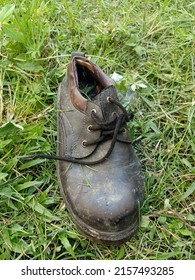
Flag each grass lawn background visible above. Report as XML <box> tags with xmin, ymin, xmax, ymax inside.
<box><xmin>0</xmin><ymin>0</ymin><xmax>194</xmax><ymax>259</ymax></box>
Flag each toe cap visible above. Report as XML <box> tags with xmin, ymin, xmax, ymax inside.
<box><xmin>73</xmin><ymin>176</ymin><xmax>139</xmax><ymax>233</ymax></box>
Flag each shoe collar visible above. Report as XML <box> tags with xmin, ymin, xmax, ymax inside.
<box><xmin>67</xmin><ymin>55</ymin><xmax>114</xmax><ymax>113</ymax></box>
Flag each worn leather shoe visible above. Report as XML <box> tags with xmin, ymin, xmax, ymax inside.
<box><xmin>57</xmin><ymin>53</ymin><xmax>144</xmax><ymax>244</ymax></box>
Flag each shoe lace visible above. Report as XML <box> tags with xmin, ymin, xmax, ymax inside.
<box><xmin>18</xmin><ymin>97</ymin><xmax>133</xmax><ymax>165</ymax></box>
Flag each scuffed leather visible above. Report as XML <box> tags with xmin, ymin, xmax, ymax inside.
<box><xmin>58</xmin><ymin>141</ymin><xmax>144</xmax><ymax>232</ymax></box>
<box><xmin>57</xmin><ymin>55</ymin><xmax>144</xmax><ymax>242</ymax></box>
<box><xmin>58</xmin><ymin>80</ymin><xmax>131</xmax><ymax>158</ymax></box>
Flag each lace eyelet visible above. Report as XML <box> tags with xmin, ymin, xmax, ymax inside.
<box><xmin>87</xmin><ymin>125</ymin><xmax>93</xmax><ymax>132</ymax></box>
<box><xmin>122</xmin><ymin>127</ymin><xmax>127</xmax><ymax>133</ymax></box>
<box><xmin>107</xmin><ymin>96</ymin><xmax>112</xmax><ymax>102</ymax></box>
<box><xmin>112</xmin><ymin>111</ymin><xmax>118</xmax><ymax>117</ymax></box>
<box><xmin>82</xmin><ymin>140</ymin><xmax>88</xmax><ymax>147</ymax></box>
<box><xmin>91</xmin><ymin>108</ymin><xmax>97</xmax><ymax>114</ymax></box>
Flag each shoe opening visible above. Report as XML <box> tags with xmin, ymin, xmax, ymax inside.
<box><xmin>75</xmin><ymin>59</ymin><xmax>103</xmax><ymax>100</ymax></box>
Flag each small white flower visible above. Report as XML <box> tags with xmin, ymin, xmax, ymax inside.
<box><xmin>131</xmin><ymin>81</ymin><xmax>147</xmax><ymax>91</ymax></box>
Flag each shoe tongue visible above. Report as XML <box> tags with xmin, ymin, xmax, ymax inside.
<box><xmin>95</xmin><ymin>85</ymin><xmax>118</xmax><ymax>101</ymax></box>
<box><xmin>94</xmin><ymin>86</ymin><xmax>119</xmax><ymax>120</ymax></box>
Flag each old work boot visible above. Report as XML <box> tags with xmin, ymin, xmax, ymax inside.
<box><xmin>57</xmin><ymin>53</ymin><xmax>144</xmax><ymax>244</ymax></box>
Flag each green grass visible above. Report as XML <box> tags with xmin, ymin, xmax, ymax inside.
<box><xmin>0</xmin><ymin>0</ymin><xmax>195</xmax><ymax>260</ymax></box>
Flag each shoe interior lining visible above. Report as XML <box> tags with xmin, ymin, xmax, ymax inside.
<box><xmin>76</xmin><ymin>60</ymin><xmax>103</xmax><ymax>100</ymax></box>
